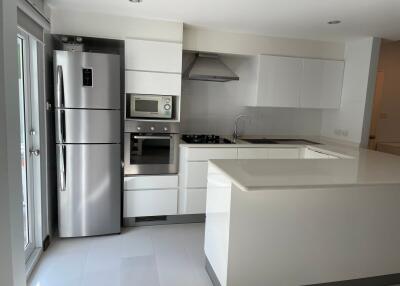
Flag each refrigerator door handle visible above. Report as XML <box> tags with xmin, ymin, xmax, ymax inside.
<box><xmin>59</xmin><ymin>145</ymin><xmax>67</xmax><ymax>192</ymax></box>
<box><xmin>57</xmin><ymin>109</ymin><xmax>66</xmax><ymax>143</ymax></box>
<box><xmin>56</xmin><ymin>65</ymin><xmax>65</xmax><ymax>107</ymax></box>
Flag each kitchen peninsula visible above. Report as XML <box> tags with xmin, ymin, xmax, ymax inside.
<box><xmin>204</xmin><ymin>146</ymin><xmax>400</xmax><ymax>286</ymax></box>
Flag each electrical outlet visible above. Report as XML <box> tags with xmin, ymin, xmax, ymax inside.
<box><xmin>334</xmin><ymin>129</ymin><xmax>342</xmax><ymax>136</ymax></box>
<box><xmin>342</xmin><ymin>130</ymin><xmax>349</xmax><ymax>137</ymax></box>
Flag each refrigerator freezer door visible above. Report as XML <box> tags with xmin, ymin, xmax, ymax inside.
<box><xmin>54</xmin><ymin>51</ymin><xmax>120</xmax><ymax>109</ymax></box>
<box><xmin>57</xmin><ymin>144</ymin><xmax>121</xmax><ymax>237</ymax></box>
<box><xmin>55</xmin><ymin>109</ymin><xmax>120</xmax><ymax>144</ymax></box>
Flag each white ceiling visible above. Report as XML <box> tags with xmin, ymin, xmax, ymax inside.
<box><xmin>47</xmin><ymin>0</ymin><xmax>400</xmax><ymax>42</ymax></box>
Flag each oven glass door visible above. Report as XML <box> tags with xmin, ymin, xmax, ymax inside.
<box><xmin>125</xmin><ymin>133</ymin><xmax>178</xmax><ymax>175</ymax></box>
<box><xmin>131</xmin><ymin>135</ymin><xmax>172</xmax><ymax>164</ymax></box>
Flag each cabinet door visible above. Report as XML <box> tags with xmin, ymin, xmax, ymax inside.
<box><xmin>125</xmin><ymin>70</ymin><xmax>181</xmax><ymax>95</ymax></box>
<box><xmin>301</xmin><ymin>59</ymin><xmax>344</xmax><ymax>109</ymax></box>
<box><xmin>302</xmin><ymin>148</ymin><xmax>338</xmax><ymax>159</ymax></box>
<box><xmin>123</xmin><ymin>189</ymin><xmax>178</xmax><ymax>217</ymax></box>
<box><xmin>185</xmin><ymin>148</ymin><xmax>237</xmax><ymax>161</ymax></box>
<box><xmin>257</xmin><ymin>55</ymin><xmax>302</xmax><ymax>108</ymax></box>
<box><xmin>124</xmin><ymin>175</ymin><xmax>178</xmax><ymax>190</ymax></box>
<box><xmin>238</xmin><ymin>148</ymin><xmax>301</xmax><ymax>159</ymax></box>
<box><xmin>125</xmin><ymin>39</ymin><xmax>182</xmax><ymax>73</ymax></box>
<box><xmin>237</xmin><ymin>148</ymin><xmax>269</xmax><ymax>159</ymax></box>
<box><xmin>186</xmin><ymin>162</ymin><xmax>209</xmax><ymax>188</ymax></box>
<box><xmin>268</xmin><ymin>148</ymin><xmax>301</xmax><ymax>158</ymax></box>
<box><xmin>185</xmin><ymin>188</ymin><xmax>207</xmax><ymax>214</ymax></box>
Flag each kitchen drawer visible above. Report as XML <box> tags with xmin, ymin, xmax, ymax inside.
<box><xmin>124</xmin><ymin>175</ymin><xmax>178</xmax><ymax>190</ymax></box>
<box><xmin>237</xmin><ymin>148</ymin><xmax>269</xmax><ymax>159</ymax></box>
<box><xmin>125</xmin><ymin>70</ymin><xmax>181</xmax><ymax>96</ymax></box>
<box><xmin>185</xmin><ymin>188</ymin><xmax>207</xmax><ymax>214</ymax></box>
<box><xmin>125</xmin><ymin>39</ymin><xmax>182</xmax><ymax>73</ymax></box>
<box><xmin>268</xmin><ymin>148</ymin><xmax>301</xmax><ymax>158</ymax></box>
<box><xmin>123</xmin><ymin>189</ymin><xmax>178</xmax><ymax>217</ymax></box>
<box><xmin>186</xmin><ymin>162</ymin><xmax>208</xmax><ymax>188</ymax></box>
<box><xmin>185</xmin><ymin>148</ymin><xmax>237</xmax><ymax>161</ymax></box>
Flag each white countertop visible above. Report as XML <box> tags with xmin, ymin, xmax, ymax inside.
<box><xmin>208</xmin><ymin>145</ymin><xmax>400</xmax><ymax>191</ymax></box>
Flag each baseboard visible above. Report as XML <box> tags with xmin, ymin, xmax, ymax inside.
<box><xmin>123</xmin><ymin>214</ymin><xmax>205</xmax><ymax>227</ymax></box>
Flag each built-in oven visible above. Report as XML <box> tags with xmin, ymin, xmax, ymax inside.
<box><xmin>126</xmin><ymin>94</ymin><xmax>173</xmax><ymax>119</ymax></box>
<box><xmin>124</xmin><ymin>122</ymin><xmax>179</xmax><ymax>175</ymax></box>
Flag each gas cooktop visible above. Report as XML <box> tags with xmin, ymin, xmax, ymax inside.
<box><xmin>181</xmin><ymin>134</ymin><xmax>234</xmax><ymax>144</ymax></box>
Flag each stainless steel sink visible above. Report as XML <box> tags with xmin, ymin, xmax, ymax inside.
<box><xmin>242</xmin><ymin>138</ymin><xmax>320</xmax><ymax>145</ymax></box>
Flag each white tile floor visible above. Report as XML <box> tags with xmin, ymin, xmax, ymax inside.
<box><xmin>28</xmin><ymin>223</ymin><xmax>213</xmax><ymax>286</ymax></box>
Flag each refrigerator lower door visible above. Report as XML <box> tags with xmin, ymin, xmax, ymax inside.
<box><xmin>57</xmin><ymin>144</ymin><xmax>121</xmax><ymax>237</ymax></box>
<box><xmin>55</xmin><ymin>109</ymin><xmax>120</xmax><ymax>144</ymax></box>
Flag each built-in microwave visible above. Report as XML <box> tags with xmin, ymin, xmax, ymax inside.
<box><xmin>126</xmin><ymin>94</ymin><xmax>173</xmax><ymax>119</ymax></box>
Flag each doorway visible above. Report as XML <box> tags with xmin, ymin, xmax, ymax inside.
<box><xmin>368</xmin><ymin>40</ymin><xmax>400</xmax><ymax>156</ymax></box>
<box><xmin>17</xmin><ymin>29</ymin><xmax>43</xmax><ymax>266</ymax></box>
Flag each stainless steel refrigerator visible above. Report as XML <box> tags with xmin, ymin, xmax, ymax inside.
<box><xmin>54</xmin><ymin>50</ymin><xmax>121</xmax><ymax>238</ymax></box>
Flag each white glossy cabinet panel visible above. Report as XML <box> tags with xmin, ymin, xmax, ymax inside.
<box><xmin>237</xmin><ymin>148</ymin><xmax>300</xmax><ymax>159</ymax></box>
<box><xmin>256</xmin><ymin>55</ymin><xmax>302</xmax><ymax>108</ymax></box>
<box><xmin>186</xmin><ymin>161</ymin><xmax>208</xmax><ymax>188</ymax></box>
<box><xmin>125</xmin><ymin>70</ymin><xmax>181</xmax><ymax>96</ymax></box>
<box><xmin>185</xmin><ymin>188</ymin><xmax>207</xmax><ymax>214</ymax></box>
<box><xmin>123</xmin><ymin>189</ymin><xmax>178</xmax><ymax>217</ymax></box>
<box><xmin>254</xmin><ymin>55</ymin><xmax>344</xmax><ymax>109</ymax></box>
<box><xmin>124</xmin><ymin>175</ymin><xmax>178</xmax><ymax>190</ymax></box>
<box><xmin>237</xmin><ymin>148</ymin><xmax>269</xmax><ymax>159</ymax></box>
<box><xmin>303</xmin><ymin>148</ymin><xmax>338</xmax><ymax>159</ymax></box>
<box><xmin>125</xmin><ymin>39</ymin><xmax>182</xmax><ymax>73</ymax></box>
<box><xmin>301</xmin><ymin>59</ymin><xmax>344</xmax><ymax>109</ymax></box>
<box><xmin>185</xmin><ymin>148</ymin><xmax>237</xmax><ymax>161</ymax></box>
<box><xmin>269</xmin><ymin>148</ymin><xmax>301</xmax><ymax>158</ymax></box>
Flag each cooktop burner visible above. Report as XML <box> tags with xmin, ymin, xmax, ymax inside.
<box><xmin>181</xmin><ymin>134</ymin><xmax>234</xmax><ymax>144</ymax></box>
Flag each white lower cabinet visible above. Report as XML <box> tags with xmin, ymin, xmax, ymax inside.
<box><xmin>237</xmin><ymin>148</ymin><xmax>269</xmax><ymax>159</ymax></box>
<box><xmin>179</xmin><ymin>146</ymin><xmax>303</xmax><ymax>215</ymax></box>
<box><xmin>124</xmin><ymin>175</ymin><xmax>178</xmax><ymax>217</ymax></box>
<box><xmin>186</xmin><ymin>162</ymin><xmax>208</xmax><ymax>188</ymax></box>
<box><xmin>269</xmin><ymin>148</ymin><xmax>301</xmax><ymax>158</ymax></box>
<box><xmin>302</xmin><ymin>148</ymin><xmax>338</xmax><ymax>159</ymax></box>
<box><xmin>237</xmin><ymin>147</ymin><xmax>301</xmax><ymax>159</ymax></box>
<box><xmin>124</xmin><ymin>189</ymin><xmax>178</xmax><ymax>217</ymax></box>
<box><xmin>186</xmin><ymin>188</ymin><xmax>207</xmax><ymax>214</ymax></box>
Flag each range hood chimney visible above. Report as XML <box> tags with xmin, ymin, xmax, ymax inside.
<box><xmin>184</xmin><ymin>53</ymin><xmax>239</xmax><ymax>82</ymax></box>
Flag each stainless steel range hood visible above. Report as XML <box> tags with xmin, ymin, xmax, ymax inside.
<box><xmin>184</xmin><ymin>53</ymin><xmax>239</xmax><ymax>82</ymax></box>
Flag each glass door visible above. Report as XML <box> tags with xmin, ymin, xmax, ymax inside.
<box><xmin>17</xmin><ymin>31</ymin><xmax>41</xmax><ymax>262</ymax></box>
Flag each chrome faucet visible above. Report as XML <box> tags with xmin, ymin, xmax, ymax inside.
<box><xmin>233</xmin><ymin>114</ymin><xmax>250</xmax><ymax>142</ymax></box>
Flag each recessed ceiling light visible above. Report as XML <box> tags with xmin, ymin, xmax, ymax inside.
<box><xmin>129</xmin><ymin>0</ymin><xmax>143</xmax><ymax>3</ymax></box>
<box><xmin>327</xmin><ymin>20</ymin><xmax>341</xmax><ymax>25</ymax></box>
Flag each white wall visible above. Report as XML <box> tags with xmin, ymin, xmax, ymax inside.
<box><xmin>181</xmin><ymin>55</ymin><xmax>322</xmax><ymax>136</ymax></box>
<box><xmin>320</xmin><ymin>38</ymin><xmax>380</xmax><ymax>145</ymax></box>
<box><xmin>50</xmin><ymin>8</ymin><xmax>183</xmax><ymax>42</ymax></box>
<box><xmin>0</xmin><ymin>0</ymin><xmax>26</xmax><ymax>285</ymax></box>
<box><xmin>183</xmin><ymin>25</ymin><xmax>345</xmax><ymax>59</ymax></box>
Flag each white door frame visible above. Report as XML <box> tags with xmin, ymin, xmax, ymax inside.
<box><xmin>17</xmin><ymin>28</ymin><xmax>44</xmax><ymax>265</ymax></box>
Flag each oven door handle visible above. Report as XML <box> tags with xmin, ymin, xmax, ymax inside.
<box><xmin>133</xmin><ymin>135</ymin><xmax>172</xmax><ymax>140</ymax></box>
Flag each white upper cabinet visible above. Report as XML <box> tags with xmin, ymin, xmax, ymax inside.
<box><xmin>125</xmin><ymin>39</ymin><xmax>182</xmax><ymax>73</ymax></box>
<box><xmin>254</xmin><ymin>55</ymin><xmax>344</xmax><ymax>109</ymax></box>
<box><xmin>300</xmin><ymin>59</ymin><xmax>344</xmax><ymax>109</ymax></box>
<box><xmin>256</xmin><ymin>55</ymin><xmax>303</xmax><ymax>108</ymax></box>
